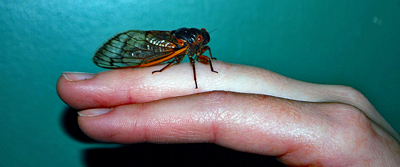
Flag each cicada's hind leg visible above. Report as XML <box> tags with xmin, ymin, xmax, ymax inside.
<box><xmin>151</xmin><ymin>54</ymin><xmax>185</xmax><ymax>74</ymax></box>
<box><xmin>196</xmin><ymin>46</ymin><xmax>218</xmax><ymax>73</ymax></box>
<box><xmin>151</xmin><ymin>61</ymin><xmax>174</xmax><ymax>74</ymax></box>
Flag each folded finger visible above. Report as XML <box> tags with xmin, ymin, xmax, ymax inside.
<box><xmin>77</xmin><ymin>91</ymin><xmax>390</xmax><ymax>166</ymax></box>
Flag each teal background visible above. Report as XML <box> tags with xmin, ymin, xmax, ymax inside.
<box><xmin>1</xmin><ymin>0</ymin><xmax>399</xmax><ymax>166</ymax></box>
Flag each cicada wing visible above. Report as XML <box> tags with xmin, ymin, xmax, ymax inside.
<box><xmin>93</xmin><ymin>30</ymin><xmax>185</xmax><ymax>69</ymax></box>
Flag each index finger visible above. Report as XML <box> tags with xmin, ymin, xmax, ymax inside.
<box><xmin>56</xmin><ymin>61</ymin><xmax>366</xmax><ymax>109</ymax></box>
<box><xmin>57</xmin><ymin>61</ymin><xmax>298</xmax><ymax>107</ymax></box>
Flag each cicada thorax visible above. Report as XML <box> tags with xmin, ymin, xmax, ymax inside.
<box><xmin>93</xmin><ymin>27</ymin><xmax>217</xmax><ymax>88</ymax></box>
<box><xmin>171</xmin><ymin>28</ymin><xmax>211</xmax><ymax>58</ymax></box>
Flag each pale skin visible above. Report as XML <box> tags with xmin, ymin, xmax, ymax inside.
<box><xmin>57</xmin><ymin>61</ymin><xmax>400</xmax><ymax>166</ymax></box>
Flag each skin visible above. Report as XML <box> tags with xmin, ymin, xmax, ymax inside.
<box><xmin>57</xmin><ymin>61</ymin><xmax>400</xmax><ymax>166</ymax></box>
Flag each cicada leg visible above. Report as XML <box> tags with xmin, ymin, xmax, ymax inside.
<box><xmin>151</xmin><ymin>61</ymin><xmax>175</xmax><ymax>74</ymax></box>
<box><xmin>151</xmin><ymin>54</ymin><xmax>185</xmax><ymax>74</ymax></box>
<box><xmin>189</xmin><ymin>56</ymin><xmax>198</xmax><ymax>89</ymax></box>
<box><xmin>196</xmin><ymin>46</ymin><xmax>218</xmax><ymax>73</ymax></box>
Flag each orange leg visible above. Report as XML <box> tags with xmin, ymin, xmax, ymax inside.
<box><xmin>196</xmin><ymin>46</ymin><xmax>218</xmax><ymax>73</ymax></box>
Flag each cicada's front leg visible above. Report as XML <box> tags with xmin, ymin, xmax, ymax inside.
<box><xmin>196</xmin><ymin>46</ymin><xmax>218</xmax><ymax>73</ymax></box>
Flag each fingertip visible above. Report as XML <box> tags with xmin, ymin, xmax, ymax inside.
<box><xmin>78</xmin><ymin>108</ymin><xmax>112</xmax><ymax>117</ymax></box>
<box><xmin>77</xmin><ymin>106</ymin><xmax>148</xmax><ymax>143</ymax></box>
<box><xmin>56</xmin><ymin>72</ymin><xmax>102</xmax><ymax>109</ymax></box>
<box><xmin>62</xmin><ymin>72</ymin><xmax>95</xmax><ymax>81</ymax></box>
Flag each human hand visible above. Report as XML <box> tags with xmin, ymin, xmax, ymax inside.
<box><xmin>57</xmin><ymin>61</ymin><xmax>400</xmax><ymax>166</ymax></box>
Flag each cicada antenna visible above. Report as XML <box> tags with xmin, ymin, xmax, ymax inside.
<box><xmin>209</xmin><ymin>28</ymin><xmax>218</xmax><ymax>34</ymax></box>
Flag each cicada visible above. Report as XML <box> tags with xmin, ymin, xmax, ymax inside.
<box><xmin>93</xmin><ymin>27</ymin><xmax>218</xmax><ymax>88</ymax></box>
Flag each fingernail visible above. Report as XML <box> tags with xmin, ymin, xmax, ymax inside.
<box><xmin>63</xmin><ymin>72</ymin><xmax>95</xmax><ymax>81</ymax></box>
<box><xmin>78</xmin><ymin>108</ymin><xmax>112</xmax><ymax>117</ymax></box>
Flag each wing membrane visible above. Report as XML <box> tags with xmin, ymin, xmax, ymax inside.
<box><xmin>93</xmin><ymin>30</ymin><xmax>185</xmax><ymax>69</ymax></box>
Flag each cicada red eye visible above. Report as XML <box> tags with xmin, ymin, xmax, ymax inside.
<box><xmin>196</xmin><ymin>35</ymin><xmax>203</xmax><ymax>43</ymax></box>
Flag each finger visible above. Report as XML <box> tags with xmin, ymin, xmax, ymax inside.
<box><xmin>77</xmin><ymin>91</ymin><xmax>397</xmax><ymax>166</ymax></box>
<box><xmin>57</xmin><ymin>61</ymin><xmax>364</xmax><ymax>109</ymax></box>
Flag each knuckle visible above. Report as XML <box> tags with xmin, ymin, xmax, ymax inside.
<box><xmin>332</xmin><ymin>85</ymin><xmax>369</xmax><ymax>106</ymax></box>
<box><xmin>324</xmin><ymin>103</ymin><xmax>374</xmax><ymax>137</ymax></box>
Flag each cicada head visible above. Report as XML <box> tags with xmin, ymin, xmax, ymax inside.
<box><xmin>171</xmin><ymin>28</ymin><xmax>210</xmax><ymax>47</ymax></box>
<box><xmin>199</xmin><ymin>28</ymin><xmax>210</xmax><ymax>46</ymax></box>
